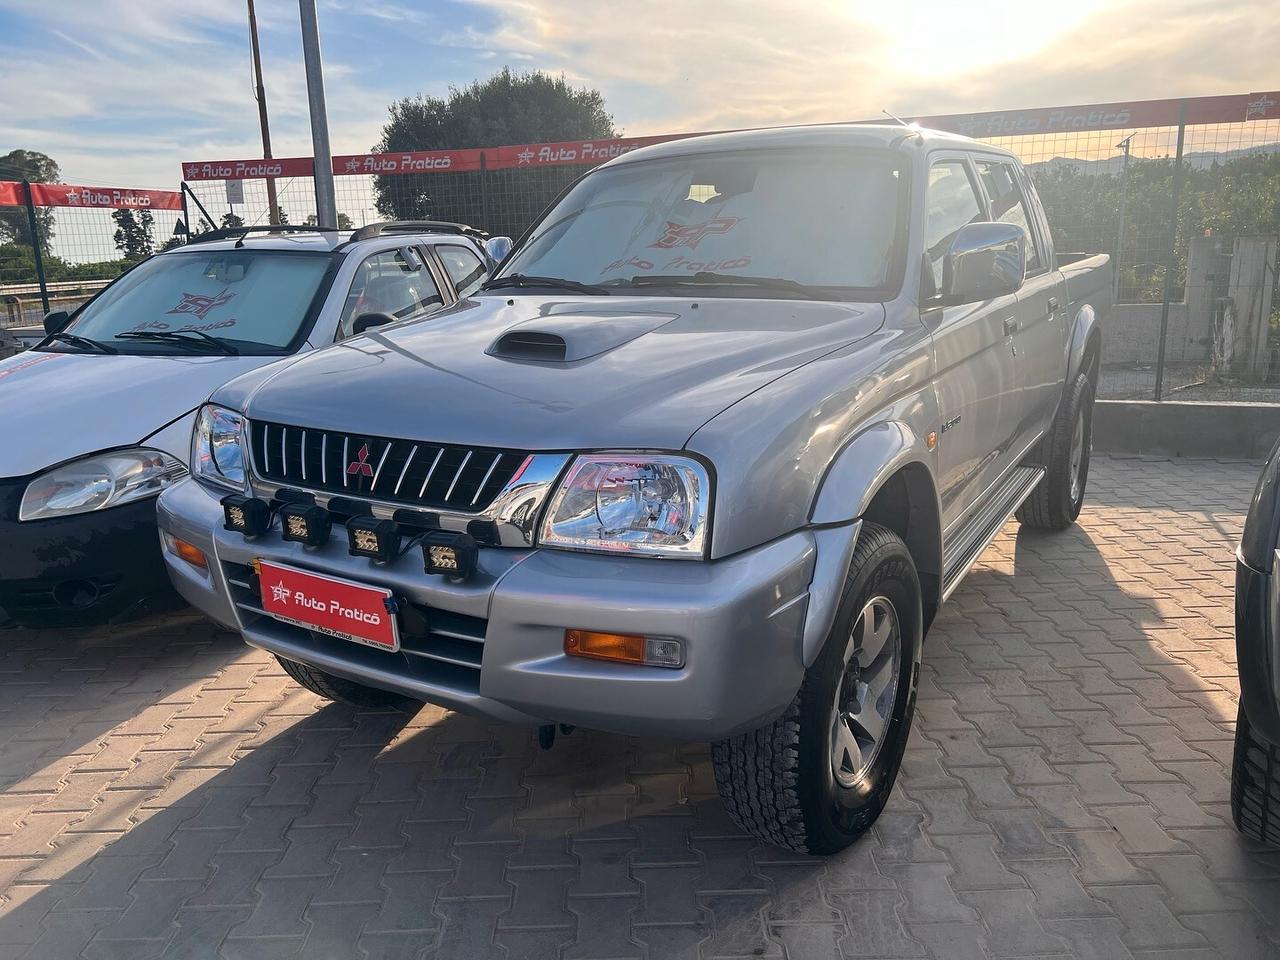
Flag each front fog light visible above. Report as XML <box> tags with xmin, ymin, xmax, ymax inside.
<box><xmin>222</xmin><ymin>495</ymin><xmax>272</xmax><ymax>537</ymax></box>
<box><xmin>280</xmin><ymin>504</ymin><xmax>331</xmax><ymax>546</ymax></box>
<box><xmin>422</xmin><ymin>531</ymin><xmax>478</xmax><ymax>579</ymax></box>
<box><xmin>347</xmin><ymin>516</ymin><xmax>401</xmax><ymax>562</ymax></box>
<box><xmin>564</xmin><ymin>630</ymin><xmax>685</xmax><ymax>668</ymax></box>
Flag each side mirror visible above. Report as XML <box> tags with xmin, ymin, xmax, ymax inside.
<box><xmin>942</xmin><ymin>222</ymin><xmax>1026</xmax><ymax>304</ymax></box>
<box><xmin>483</xmin><ymin>236</ymin><xmax>513</xmax><ymax>267</ymax></box>
<box><xmin>351</xmin><ymin>312</ymin><xmax>397</xmax><ymax>336</ymax></box>
<box><xmin>42</xmin><ymin>310</ymin><xmax>71</xmax><ymax>336</ymax></box>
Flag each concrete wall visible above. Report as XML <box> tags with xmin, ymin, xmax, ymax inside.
<box><xmin>1095</xmin><ymin>400</ymin><xmax>1280</xmax><ymax>459</ymax></box>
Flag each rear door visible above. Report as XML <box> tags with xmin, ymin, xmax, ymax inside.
<box><xmin>974</xmin><ymin>157</ymin><xmax>1067</xmax><ymax>448</ymax></box>
<box><xmin>923</xmin><ymin>155</ymin><xmax>1022</xmax><ymax>531</ymax></box>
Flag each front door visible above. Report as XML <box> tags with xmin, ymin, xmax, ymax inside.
<box><xmin>923</xmin><ymin>156</ymin><xmax>1022</xmax><ymax>533</ymax></box>
<box><xmin>974</xmin><ymin>158</ymin><xmax>1068</xmax><ymax>449</ymax></box>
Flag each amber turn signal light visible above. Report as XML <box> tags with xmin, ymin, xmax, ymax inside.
<box><xmin>163</xmin><ymin>532</ymin><xmax>208</xmax><ymax>569</ymax></box>
<box><xmin>564</xmin><ymin>630</ymin><xmax>684</xmax><ymax>668</ymax></box>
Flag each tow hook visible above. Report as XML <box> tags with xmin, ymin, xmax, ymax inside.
<box><xmin>537</xmin><ymin>724</ymin><xmax>576</xmax><ymax>750</ymax></box>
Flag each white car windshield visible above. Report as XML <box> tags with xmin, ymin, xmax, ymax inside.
<box><xmin>498</xmin><ymin>148</ymin><xmax>907</xmax><ymax>298</ymax></box>
<box><xmin>56</xmin><ymin>249</ymin><xmax>334</xmax><ymax>355</ymax></box>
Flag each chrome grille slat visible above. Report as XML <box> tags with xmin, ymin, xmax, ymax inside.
<box><xmin>471</xmin><ymin>453</ymin><xmax>502</xmax><ymax>506</ymax></box>
<box><xmin>418</xmin><ymin>447</ymin><xmax>444</xmax><ymax>498</ymax></box>
<box><xmin>444</xmin><ymin>450</ymin><xmax>472</xmax><ymax>502</ymax></box>
<box><xmin>248</xmin><ymin>420</ymin><xmax>529</xmax><ymax>513</ymax></box>
<box><xmin>370</xmin><ymin>441</ymin><xmax>392</xmax><ymax>492</ymax></box>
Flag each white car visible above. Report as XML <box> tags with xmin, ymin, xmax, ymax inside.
<box><xmin>0</xmin><ymin>221</ymin><xmax>510</xmax><ymax>628</ymax></box>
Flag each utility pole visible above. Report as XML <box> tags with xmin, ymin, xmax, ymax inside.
<box><xmin>298</xmin><ymin>0</ymin><xmax>337</xmax><ymax>228</ymax></box>
<box><xmin>247</xmin><ymin>0</ymin><xmax>280</xmax><ymax>225</ymax></box>
<box><xmin>1114</xmin><ymin>133</ymin><xmax>1134</xmax><ymax>304</ymax></box>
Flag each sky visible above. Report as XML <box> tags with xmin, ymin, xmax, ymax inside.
<box><xmin>1</xmin><ymin>0</ymin><xmax>1278</xmax><ymax>193</ymax></box>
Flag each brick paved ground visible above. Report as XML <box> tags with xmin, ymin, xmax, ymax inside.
<box><xmin>1</xmin><ymin>456</ymin><xmax>1279</xmax><ymax>959</ymax></box>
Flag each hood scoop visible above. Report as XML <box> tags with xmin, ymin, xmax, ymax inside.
<box><xmin>486</xmin><ymin>310</ymin><xmax>678</xmax><ymax>363</ymax></box>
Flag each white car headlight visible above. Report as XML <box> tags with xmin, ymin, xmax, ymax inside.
<box><xmin>538</xmin><ymin>454</ymin><xmax>710</xmax><ymax>558</ymax></box>
<box><xmin>20</xmin><ymin>449</ymin><xmax>187</xmax><ymax>521</ymax></box>
<box><xmin>192</xmin><ymin>403</ymin><xmax>248</xmax><ymax>492</ymax></box>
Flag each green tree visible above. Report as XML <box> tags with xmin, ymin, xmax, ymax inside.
<box><xmin>220</xmin><ymin>212</ymin><xmax>245</xmax><ymax>230</ymax></box>
<box><xmin>0</xmin><ymin>149</ymin><xmax>60</xmax><ymax>252</ymax></box>
<box><xmin>304</xmin><ymin>212</ymin><xmax>353</xmax><ymax>229</ymax></box>
<box><xmin>372</xmin><ymin>67</ymin><xmax>615</xmax><ymax>237</ymax></box>
<box><xmin>111</xmin><ymin>208</ymin><xmax>155</xmax><ymax>260</ymax></box>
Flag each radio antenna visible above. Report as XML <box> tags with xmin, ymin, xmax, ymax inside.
<box><xmin>882</xmin><ymin>108</ymin><xmax>913</xmax><ymax>128</ymax></box>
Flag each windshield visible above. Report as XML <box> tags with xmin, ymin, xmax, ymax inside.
<box><xmin>53</xmin><ymin>249</ymin><xmax>335</xmax><ymax>355</ymax></box>
<box><xmin>499</xmin><ymin>148</ymin><xmax>907</xmax><ymax>298</ymax></box>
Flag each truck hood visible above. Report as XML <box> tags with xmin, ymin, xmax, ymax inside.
<box><xmin>224</xmin><ymin>295</ymin><xmax>886</xmax><ymax>451</ymax></box>
<box><xmin>0</xmin><ymin>350</ymin><xmax>280</xmax><ymax>477</ymax></box>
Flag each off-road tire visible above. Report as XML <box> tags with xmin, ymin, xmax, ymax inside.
<box><xmin>1017</xmin><ymin>372</ymin><xmax>1094</xmax><ymax>531</ymax></box>
<box><xmin>1232</xmin><ymin>705</ymin><xmax>1280</xmax><ymax>847</ymax></box>
<box><xmin>711</xmin><ymin>523</ymin><xmax>923</xmax><ymax>854</ymax></box>
<box><xmin>276</xmin><ymin>655</ymin><xmax>412</xmax><ymax>709</ymax></box>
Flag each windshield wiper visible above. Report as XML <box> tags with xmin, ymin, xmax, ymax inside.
<box><xmin>612</xmin><ymin>272</ymin><xmax>827</xmax><ymax>300</ymax></box>
<box><xmin>45</xmin><ymin>332</ymin><xmax>118</xmax><ymax>354</ymax></box>
<box><xmin>115</xmin><ymin>329</ymin><xmax>239</xmax><ymax>355</ymax></box>
<box><xmin>481</xmin><ymin>274</ymin><xmax>611</xmax><ymax>296</ymax></box>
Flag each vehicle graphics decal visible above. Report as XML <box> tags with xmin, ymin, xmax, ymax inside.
<box><xmin>166</xmin><ymin>289</ymin><xmax>235</xmax><ymax>321</ymax></box>
<box><xmin>650</xmin><ymin>217</ymin><xmax>741</xmax><ymax>250</ymax></box>
<box><xmin>0</xmin><ymin>353</ymin><xmax>62</xmax><ymax>380</ymax></box>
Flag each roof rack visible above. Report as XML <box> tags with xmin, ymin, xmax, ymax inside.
<box><xmin>188</xmin><ymin>224</ymin><xmax>341</xmax><ymax>247</ymax></box>
<box><xmin>341</xmin><ymin>220</ymin><xmax>490</xmax><ymax>246</ymax></box>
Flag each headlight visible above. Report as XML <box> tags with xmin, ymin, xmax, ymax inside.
<box><xmin>538</xmin><ymin>454</ymin><xmax>710</xmax><ymax>558</ymax></box>
<box><xmin>192</xmin><ymin>404</ymin><xmax>248</xmax><ymax>492</ymax></box>
<box><xmin>20</xmin><ymin>449</ymin><xmax>187</xmax><ymax>521</ymax></box>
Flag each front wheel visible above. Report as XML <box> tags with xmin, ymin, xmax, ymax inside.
<box><xmin>711</xmin><ymin>523</ymin><xmax>922</xmax><ymax>854</ymax></box>
<box><xmin>276</xmin><ymin>655</ymin><xmax>414</xmax><ymax>710</ymax></box>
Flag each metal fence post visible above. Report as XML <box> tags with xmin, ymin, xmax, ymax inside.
<box><xmin>480</xmin><ymin>152</ymin><xmax>489</xmax><ymax>230</ymax></box>
<box><xmin>22</xmin><ymin>181</ymin><xmax>49</xmax><ymax>313</ymax></box>
<box><xmin>1153</xmin><ymin>100</ymin><xmax>1187</xmax><ymax>401</ymax></box>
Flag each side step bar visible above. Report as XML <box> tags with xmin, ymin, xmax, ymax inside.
<box><xmin>941</xmin><ymin>465</ymin><xmax>1045</xmax><ymax>600</ymax></box>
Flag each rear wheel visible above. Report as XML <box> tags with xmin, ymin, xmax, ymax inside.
<box><xmin>276</xmin><ymin>655</ymin><xmax>413</xmax><ymax>709</ymax></box>
<box><xmin>1232</xmin><ymin>705</ymin><xmax>1280</xmax><ymax>847</ymax></box>
<box><xmin>1017</xmin><ymin>372</ymin><xmax>1093</xmax><ymax>531</ymax></box>
<box><xmin>711</xmin><ymin>523</ymin><xmax>922</xmax><ymax>854</ymax></box>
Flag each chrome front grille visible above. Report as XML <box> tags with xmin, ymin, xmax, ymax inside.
<box><xmin>249</xmin><ymin>420</ymin><xmax>530</xmax><ymax>513</ymax></box>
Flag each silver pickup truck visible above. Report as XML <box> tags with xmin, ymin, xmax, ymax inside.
<box><xmin>157</xmin><ymin>124</ymin><xmax>1111</xmax><ymax>854</ymax></box>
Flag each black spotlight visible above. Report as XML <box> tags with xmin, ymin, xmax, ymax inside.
<box><xmin>347</xmin><ymin>516</ymin><xmax>401</xmax><ymax>562</ymax></box>
<box><xmin>221</xmin><ymin>494</ymin><xmax>271</xmax><ymax>537</ymax></box>
<box><xmin>422</xmin><ymin>530</ymin><xmax>478</xmax><ymax>580</ymax></box>
<box><xmin>279</xmin><ymin>503</ymin><xmax>332</xmax><ymax>546</ymax></box>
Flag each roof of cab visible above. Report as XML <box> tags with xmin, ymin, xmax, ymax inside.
<box><xmin>174</xmin><ymin>221</ymin><xmax>487</xmax><ymax>256</ymax></box>
<box><xmin>605</xmin><ymin>123</ymin><xmax>1011</xmax><ymax>167</ymax></box>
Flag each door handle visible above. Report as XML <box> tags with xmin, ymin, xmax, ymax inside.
<box><xmin>1003</xmin><ymin>317</ymin><xmax>1019</xmax><ymax>336</ymax></box>
<box><xmin>1047</xmin><ymin>297</ymin><xmax>1059</xmax><ymax>315</ymax></box>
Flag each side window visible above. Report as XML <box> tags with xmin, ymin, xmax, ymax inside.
<box><xmin>975</xmin><ymin>160</ymin><xmax>1044</xmax><ymax>273</ymax></box>
<box><xmin>337</xmin><ymin>248</ymin><xmax>443</xmax><ymax>339</ymax></box>
<box><xmin>924</xmin><ymin>161</ymin><xmax>984</xmax><ymax>297</ymax></box>
<box><xmin>436</xmin><ymin>244</ymin><xmax>488</xmax><ymax>298</ymax></box>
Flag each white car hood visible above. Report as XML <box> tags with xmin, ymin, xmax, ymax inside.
<box><xmin>0</xmin><ymin>350</ymin><xmax>279</xmax><ymax>478</ymax></box>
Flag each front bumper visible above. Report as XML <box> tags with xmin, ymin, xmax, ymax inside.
<box><xmin>158</xmin><ymin>477</ymin><xmax>853</xmax><ymax>740</ymax></box>
<box><xmin>1236</xmin><ymin>555</ymin><xmax>1280</xmax><ymax>745</ymax></box>
<box><xmin>0</xmin><ymin>475</ymin><xmax>178</xmax><ymax>628</ymax></box>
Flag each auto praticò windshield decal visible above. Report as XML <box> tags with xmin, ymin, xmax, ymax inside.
<box><xmin>649</xmin><ymin>216</ymin><xmax>742</xmax><ymax>250</ymax></box>
<box><xmin>167</xmin><ymin>289</ymin><xmax>235</xmax><ymax>321</ymax></box>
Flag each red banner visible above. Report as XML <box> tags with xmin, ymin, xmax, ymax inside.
<box><xmin>909</xmin><ymin>91</ymin><xmax>1280</xmax><ymax>138</ymax></box>
<box><xmin>28</xmin><ymin>182</ymin><xmax>182</xmax><ymax>210</ymax></box>
<box><xmin>0</xmin><ymin>180</ymin><xmax>181</xmax><ymax>210</ymax></box>
<box><xmin>180</xmin><ymin>91</ymin><xmax>1280</xmax><ymax>182</ymax></box>
<box><xmin>181</xmin><ymin>157</ymin><xmax>314</xmax><ymax>181</ymax></box>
